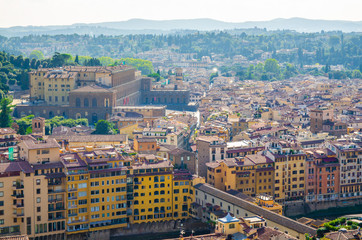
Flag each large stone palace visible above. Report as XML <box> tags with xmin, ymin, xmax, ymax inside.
<box><xmin>15</xmin><ymin>65</ymin><xmax>197</xmax><ymax>123</ymax></box>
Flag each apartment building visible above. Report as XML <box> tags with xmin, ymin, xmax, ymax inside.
<box><xmin>0</xmin><ymin>161</ymin><xmax>66</xmax><ymax>240</ymax></box>
<box><xmin>131</xmin><ymin>156</ymin><xmax>193</xmax><ymax>224</ymax></box>
<box><xmin>264</xmin><ymin>140</ymin><xmax>306</xmax><ymax>202</ymax></box>
<box><xmin>327</xmin><ymin>141</ymin><xmax>362</xmax><ymax>200</ymax></box>
<box><xmin>305</xmin><ymin>148</ymin><xmax>340</xmax><ymax>203</ymax></box>
<box><xmin>0</xmin><ymin>138</ymin><xmax>66</xmax><ymax>240</ymax></box>
<box><xmin>206</xmin><ymin>154</ymin><xmax>274</xmax><ymax>197</ymax></box>
<box><xmin>0</xmin><ymin>137</ymin><xmax>195</xmax><ymax>239</ymax></box>
<box><xmin>196</xmin><ymin>136</ymin><xmax>226</xmax><ymax>178</ymax></box>
<box><xmin>60</xmin><ymin>149</ymin><xmax>130</xmax><ymax>238</ymax></box>
<box><xmin>226</xmin><ymin>140</ymin><xmax>264</xmax><ymax>158</ymax></box>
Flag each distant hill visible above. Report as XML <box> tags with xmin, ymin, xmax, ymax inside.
<box><xmin>1</xmin><ymin>18</ymin><xmax>362</xmax><ymax>37</ymax></box>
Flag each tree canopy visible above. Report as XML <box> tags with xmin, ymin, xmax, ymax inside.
<box><xmin>93</xmin><ymin>120</ymin><xmax>116</xmax><ymax>135</ymax></box>
<box><xmin>0</xmin><ymin>97</ymin><xmax>13</xmax><ymax>128</ymax></box>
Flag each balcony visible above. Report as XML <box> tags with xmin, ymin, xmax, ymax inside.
<box><xmin>13</xmin><ymin>203</ymin><xmax>24</xmax><ymax>208</ymax></box>
<box><xmin>48</xmin><ymin>206</ymin><xmax>65</xmax><ymax>212</ymax></box>
<box><xmin>48</xmin><ymin>181</ymin><xmax>62</xmax><ymax>186</ymax></box>
<box><xmin>68</xmin><ymin>205</ymin><xmax>77</xmax><ymax>209</ymax></box>
<box><xmin>49</xmin><ymin>216</ymin><xmax>65</xmax><ymax>221</ymax></box>
<box><xmin>48</xmin><ymin>198</ymin><xmax>63</xmax><ymax>203</ymax></box>
<box><xmin>67</xmin><ymin>226</ymin><xmax>89</xmax><ymax>232</ymax></box>
<box><xmin>68</xmin><ymin>196</ymin><xmax>78</xmax><ymax>200</ymax></box>
<box><xmin>12</xmin><ymin>194</ymin><xmax>24</xmax><ymax>199</ymax></box>
<box><xmin>12</xmin><ymin>184</ymin><xmax>24</xmax><ymax>189</ymax></box>
<box><xmin>68</xmin><ymin>218</ymin><xmax>88</xmax><ymax>224</ymax></box>
<box><xmin>68</xmin><ymin>213</ymin><xmax>77</xmax><ymax>217</ymax></box>
<box><xmin>67</xmin><ymin>188</ymin><xmax>77</xmax><ymax>192</ymax></box>
<box><xmin>14</xmin><ymin>212</ymin><xmax>24</xmax><ymax>217</ymax></box>
<box><xmin>48</xmin><ymin>189</ymin><xmax>65</xmax><ymax>194</ymax></box>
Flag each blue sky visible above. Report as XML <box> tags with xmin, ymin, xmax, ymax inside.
<box><xmin>0</xmin><ymin>0</ymin><xmax>361</xmax><ymax>27</ymax></box>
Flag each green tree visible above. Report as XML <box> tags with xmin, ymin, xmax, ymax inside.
<box><xmin>51</xmin><ymin>52</ymin><xmax>72</xmax><ymax>67</ymax></box>
<box><xmin>209</xmin><ymin>72</ymin><xmax>218</xmax><ymax>84</ymax></box>
<box><xmin>0</xmin><ymin>97</ymin><xmax>13</xmax><ymax>128</ymax></box>
<box><xmin>148</xmin><ymin>72</ymin><xmax>161</xmax><ymax>82</ymax></box>
<box><xmin>93</xmin><ymin>120</ymin><xmax>115</xmax><ymax>135</ymax></box>
<box><xmin>264</xmin><ymin>59</ymin><xmax>280</xmax><ymax>74</ymax></box>
<box><xmin>329</xmin><ymin>36</ymin><xmax>340</xmax><ymax>46</ymax></box>
<box><xmin>74</xmin><ymin>55</ymin><xmax>79</xmax><ymax>64</ymax></box>
<box><xmin>352</xmin><ymin>70</ymin><xmax>362</xmax><ymax>79</ymax></box>
<box><xmin>29</xmin><ymin>50</ymin><xmax>44</xmax><ymax>60</ymax></box>
<box><xmin>283</xmin><ymin>63</ymin><xmax>298</xmax><ymax>79</ymax></box>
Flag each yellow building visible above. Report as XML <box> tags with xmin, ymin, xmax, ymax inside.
<box><xmin>0</xmin><ymin>138</ymin><xmax>67</xmax><ymax>240</ymax></box>
<box><xmin>61</xmin><ymin>148</ymin><xmax>130</xmax><ymax>238</ymax></box>
<box><xmin>255</xmin><ymin>194</ymin><xmax>282</xmax><ymax>215</ymax></box>
<box><xmin>265</xmin><ymin>140</ymin><xmax>306</xmax><ymax>202</ymax></box>
<box><xmin>131</xmin><ymin>156</ymin><xmax>193</xmax><ymax>224</ymax></box>
<box><xmin>29</xmin><ymin>66</ymin><xmax>137</xmax><ymax>105</ymax></box>
<box><xmin>18</xmin><ymin>138</ymin><xmax>61</xmax><ymax>164</ymax></box>
<box><xmin>215</xmin><ymin>213</ymin><xmax>241</xmax><ymax>235</ymax></box>
<box><xmin>207</xmin><ymin>155</ymin><xmax>274</xmax><ymax>197</ymax></box>
<box><xmin>1</xmin><ymin>137</ymin><xmax>194</xmax><ymax>239</ymax></box>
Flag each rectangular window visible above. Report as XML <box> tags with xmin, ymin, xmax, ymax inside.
<box><xmin>79</xmin><ymin>208</ymin><xmax>87</xmax><ymax>213</ymax></box>
<box><xmin>41</xmin><ymin>150</ymin><xmax>49</xmax><ymax>154</ymax></box>
<box><xmin>78</xmin><ymin>191</ymin><xmax>87</xmax><ymax>197</ymax></box>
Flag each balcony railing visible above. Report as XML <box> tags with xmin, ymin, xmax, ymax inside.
<box><xmin>13</xmin><ymin>184</ymin><xmax>24</xmax><ymax>189</ymax></box>
<box><xmin>48</xmin><ymin>189</ymin><xmax>65</xmax><ymax>194</ymax></box>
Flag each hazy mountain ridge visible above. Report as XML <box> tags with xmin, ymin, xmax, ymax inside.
<box><xmin>1</xmin><ymin>18</ymin><xmax>362</xmax><ymax>37</ymax></box>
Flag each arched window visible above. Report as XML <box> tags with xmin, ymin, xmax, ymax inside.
<box><xmin>154</xmin><ymin>199</ymin><xmax>159</xmax><ymax>203</ymax></box>
<box><xmin>92</xmin><ymin>98</ymin><xmax>97</xmax><ymax>107</ymax></box>
<box><xmin>160</xmin><ymin>198</ymin><xmax>165</xmax><ymax>203</ymax></box>
<box><xmin>76</xmin><ymin>98</ymin><xmax>81</xmax><ymax>107</ymax></box>
<box><xmin>84</xmin><ymin>98</ymin><xmax>89</xmax><ymax>107</ymax></box>
<box><xmin>134</xmin><ymin>200</ymin><xmax>139</xmax><ymax>205</ymax></box>
<box><xmin>154</xmin><ymin>191</ymin><xmax>159</xmax><ymax>195</ymax></box>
